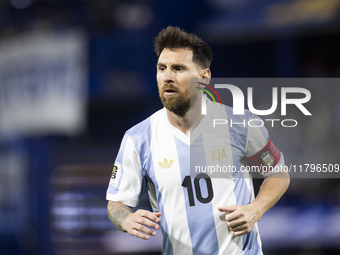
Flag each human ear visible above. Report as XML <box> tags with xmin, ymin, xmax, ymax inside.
<box><xmin>200</xmin><ymin>68</ymin><xmax>211</xmax><ymax>85</ymax></box>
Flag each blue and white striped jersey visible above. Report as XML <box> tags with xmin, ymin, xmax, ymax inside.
<box><xmin>107</xmin><ymin>99</ymin><xmax>285</xmax><ymax>255</ymax></box>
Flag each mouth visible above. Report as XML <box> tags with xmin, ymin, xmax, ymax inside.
<box><xmin>163</xmin><ymin>87</ymin><xmax>178</xmax><ymax>96</ymax></box>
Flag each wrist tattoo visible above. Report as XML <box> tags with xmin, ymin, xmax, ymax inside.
<box><xmin>108</xmin><ymin>202</ymin><xmax>133</xmax><ymax>232</ymax></box>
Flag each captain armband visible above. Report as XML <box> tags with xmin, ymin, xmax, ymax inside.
<box><xmin>244</xmin><ymin>138</ymin><xmax>281</xmax><ymax>173</ymax></box>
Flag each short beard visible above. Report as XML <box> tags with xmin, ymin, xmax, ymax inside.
<box><xmin>159</xmin><ymin>88</ymin><xmax>190</xmax><ymax>117</ymax></box>
<box><xmin>159</xmin><ymin>86</ymin><xmax>201</xmax><ymax>117</ymax></box>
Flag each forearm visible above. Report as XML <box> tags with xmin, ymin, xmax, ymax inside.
<box><xmin>107</xmin><ymin>201</ymin><xmax>134</xmax><ymax>232</ymax></box>
<box><xmin>252</xmin><ymin>169</ymin><xmax>290</xmax><ymax>219</ymax></box>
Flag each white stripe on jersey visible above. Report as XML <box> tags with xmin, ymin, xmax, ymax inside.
<box><xmin>150</xmin><ymin>112</ymin><xmax>193</xmax><ymax>255</ymax></box>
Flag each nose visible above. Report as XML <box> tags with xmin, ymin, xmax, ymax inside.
<box><xmin>163</xmin><ymin>68</ymin><xmax>174</xmax><ymax>83</ymax></box>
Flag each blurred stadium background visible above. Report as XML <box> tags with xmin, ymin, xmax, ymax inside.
<box><xmin>0</xmin><ymin>0</ymin><xmax>340</xmax><ymax>254</ymax></box>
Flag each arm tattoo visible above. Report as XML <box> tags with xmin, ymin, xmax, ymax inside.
<box><xmin>107</xmin><ymin>201</ymin><xmax>133</xmax><ymax>232</ymax></box>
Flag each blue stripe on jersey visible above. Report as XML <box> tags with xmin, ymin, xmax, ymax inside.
<box><xmin>226</xmin><ymin>103</ymin><xmax>251</xmax><ymax>207</ymax></box>
<box><xmin>127</xmin><ymin>116</ymin><xmax>152</xmax><ymax>176</ymax></box>
<box><xmin>243</xmin><ymin>230</ymin><xmax>261</xmax><ymax>255</ymax></box>
<box><xmin>128</xmin><ymin>118</ymin><xmax>174</xmax><ymax>255</ymax></box>
<box><xmin>224</xmin><ymin>105</ymin><xmax>249</xmax><ymax>156</ymax></box>
<box><xmin>225</xmin><ymin>107</ymin><xmax>262</xmax><ymax>254</ymax></box>
<box><xmin>176</xmin><ymin>134</ymin><xmax>219</xmax><ymax>255</ymax></box>
<box><xmin>148</xmin><ymin>168</ymin><xmax>174</xmax><ymax>255</ymax></box>
<box><xmin>108</xmin><ymin>132</ymin><xmax>129</xmax><ymax>195</ymax></box>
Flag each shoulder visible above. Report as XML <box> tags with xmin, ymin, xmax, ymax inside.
<box><xmin>125</xmin><ymin>108</ymin><xmax>164</xmax><ymax>145</ymax></box>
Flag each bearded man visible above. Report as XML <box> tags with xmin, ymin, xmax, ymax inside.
<box><xmin>106</xmin><ymin>26</ymin><xmax>290</xmax><ymax>255</ymax></box>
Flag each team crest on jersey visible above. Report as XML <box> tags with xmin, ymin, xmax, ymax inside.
<box><xmin>212</xmin><ymin>146</ymin><xmax>228</xmax><ymax>164</ymax></box>
<box><xmin>110</xmin><ymin>162</ymin><xmax>121</xmax><ymax>186</ymax></box>
<box><xmin>158</xmin><ymin>158</ymin><xmax>173</xmax><ymax>169</ymax></box>
<box><xmin>259</xmin><ymin>149</ymin><xmax>276</xmax><ymax>167</ymax></box>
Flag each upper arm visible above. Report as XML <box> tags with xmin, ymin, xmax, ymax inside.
<box><xmin>244</xmin><ymin>115</ymin><xmax>285</xmax><ymax>177</ymax></box>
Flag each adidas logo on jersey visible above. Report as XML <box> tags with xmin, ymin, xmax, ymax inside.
<box><xmin>158</xmin><ymin>158</ymin><xmax>173</xmax><ymax>169</ymax></box>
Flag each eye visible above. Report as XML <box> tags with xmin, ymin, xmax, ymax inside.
<box><xmin>158</xmin><ymin>66</ymin><xmax>166</xmax><ymax>71</ymax></box>
<box><xmin>175</xmin><ymin>67</ymin><xmax>183</xmax><ymax>72</ymax></box>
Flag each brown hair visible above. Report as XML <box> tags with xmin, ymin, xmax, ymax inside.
<box><xmin>154</xmin><ymin>26</ymin><xmax>213</xmax><ymax>69</ymax></box>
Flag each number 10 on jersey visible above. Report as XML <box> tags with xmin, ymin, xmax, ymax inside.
<box><xmin>181</xmin><ymin>173</ymin><xmax>214</xmax><ymax>207</ymax></box>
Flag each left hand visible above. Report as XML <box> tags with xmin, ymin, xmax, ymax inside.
<box><xmin>218</xmin><ymin>204</ymin><xmax>261</xmax><ymax>237</ymax></box>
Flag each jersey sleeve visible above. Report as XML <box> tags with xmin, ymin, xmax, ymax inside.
<box><xmin>106</xmin><ymin>132</ymin><xmax>144</xmax><ymax>207</ymax></box>
<box><xmin>244</xmin><ymin>114</ymin><xmax>285</xmax><ymax>177</ymax></box>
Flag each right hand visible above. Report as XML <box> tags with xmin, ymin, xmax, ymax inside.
<box><xmin>123</xmin><ymin>209</ymin><xmax>161</xmax><ymax>240</ymax></box>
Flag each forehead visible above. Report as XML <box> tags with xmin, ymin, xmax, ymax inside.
<box><xmin>158</xmin><ymin>48</ymin><xmax>194</xmax><ymax>65</ymax></box>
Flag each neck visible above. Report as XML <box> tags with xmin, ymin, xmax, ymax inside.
<box><xmin>166</xmin><ymin>99</ymin><xmax>203</xmax><ymax>137</ymax></box>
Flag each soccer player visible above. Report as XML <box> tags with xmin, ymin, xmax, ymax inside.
<box><xmin>106</xmin><ymin>26</ymin><xmax>290</xmax><ymax>255</ymax></box>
